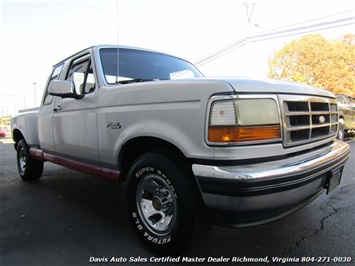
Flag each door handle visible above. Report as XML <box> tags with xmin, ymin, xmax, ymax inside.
<box><xmin>53</xmin><ymin>105</ymin><xmax>62</xmax><ymax>112</ymax></box>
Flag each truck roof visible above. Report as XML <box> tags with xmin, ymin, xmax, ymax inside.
<box><xmin>336</xmin><ymin>94</ymin><xmax>354</xmax><ymax>98</ymax></box>
<box><xmin>53</xmin><ymin>45</ymin><xmax>178</xmax><ymax>67</ymax></box>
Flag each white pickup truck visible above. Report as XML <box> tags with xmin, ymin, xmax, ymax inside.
<box><xmin>12</xmin><ymin>45</ymin><xmax>350</xmax><ymax>255</ymax></box>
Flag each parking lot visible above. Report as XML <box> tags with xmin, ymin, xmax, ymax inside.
<box><xmin>1</xmin><ymin>138</ymin><xmax>354</xmax><ymax>265</ymax></box>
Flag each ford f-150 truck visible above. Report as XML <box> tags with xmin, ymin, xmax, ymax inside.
<box><xmin>12</xmin><ymin>45</ymin><xmax>350</xmax><ymax>255</ymax></box>
<box><xmin>336</xmin><ymin>94</ymin><xmax>355</xmax><ymax>140</ymax></box>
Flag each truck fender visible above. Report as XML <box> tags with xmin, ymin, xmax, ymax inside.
<box><xmin>12</xmin><ymin>112</ymin><xmax>40</xmax><ymax>147</ymax></box>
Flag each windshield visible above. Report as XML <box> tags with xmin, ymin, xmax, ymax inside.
<box><xmin>99</xmin><ymin>48</ymin><xmax>203</xmax><ymax>84</ymax></box>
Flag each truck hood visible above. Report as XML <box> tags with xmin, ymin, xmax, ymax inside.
<box><xmin>211</xmin><ymin>77</ymin><xmax>335</xmax><ymax>98</ymax></box>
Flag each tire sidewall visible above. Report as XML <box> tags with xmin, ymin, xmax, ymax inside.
<box><xmin>337</xmin><ymin>122</ymin><xmax>345</xmax><ymax>141</ymax></box>
<box><xmin>16</xmin><ymin>139</ymin><xmax>43</xmax><ymax>180</ymax></box>
<box><xmin>126</xmin><ymin>153</ymin><xmax>197</xmax><ymax>255</ymax></box>
<box><xmin>17</xmin><ymin>140</ymin><xmax>29</xmax><ymax>178</ymax></box>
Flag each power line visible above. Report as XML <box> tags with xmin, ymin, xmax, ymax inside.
<box><xmin>194</xmin><ymin>13</ymin><xmax>355</xmax><ymax>67</ymax></box>
<box><xmin>249</xmin><ymin>16</ymin><xmax>354</xmax><ymax>42</ymax></box>
<box><xmin>259</xmin><ymin>9</ymin><xmax>355</xmax><ymax>35</ymax></box>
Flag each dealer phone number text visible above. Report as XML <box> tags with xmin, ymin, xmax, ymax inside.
<box><xmin>300</xmin><ymin>257</ymin><xmax>352</xmax><ymax>263</ymax></box>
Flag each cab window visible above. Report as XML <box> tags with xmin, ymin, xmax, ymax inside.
<box><xmin>66</xmin><ymin>55</ymin><xmax>96</xmax><ymax>96</ymax></box>
<box><xmin>350</xmin><ymin>97</ymin><xmax>355</xmax><ymax>108</ymax></box>
<box><xmin>336</xmin><ymin>95</ymin><xmax>346</xmax><ymax>105</ymax></box>
<box><xmin>43</xmin><ymin>64</ymin><xmax>63</xmax><ymax>105</ymax></box>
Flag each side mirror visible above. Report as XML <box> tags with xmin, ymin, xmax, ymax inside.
<box><xmin>48</xmin><ymin>80</ymin><xmax>81</xmax><ymax>99</ymax></box>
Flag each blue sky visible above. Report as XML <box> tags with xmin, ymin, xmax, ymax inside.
<box><xmin>1</xmin><ymin>0</ymin><xmax>354</xmax><ymax>115</ymax></box>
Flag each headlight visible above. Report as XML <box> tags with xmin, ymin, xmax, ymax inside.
<box><xmin>210</xmin><ymin>101</ymin><xmax>237</xmax><ymax>126</ymax></box>
<box><xmin>208</xmin><ymin>98</ymin><xmax>281</xmax><ymax>143</ymax></box>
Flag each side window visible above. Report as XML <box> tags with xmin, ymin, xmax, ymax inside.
<box><xmin>66</xmin><ymin>55</ymin><xmax>96</xmax><ymax>97</ymax></box>
<box><xmin>43</xmin><ymin>64</ymin><xmax>63</xmax><ymax>105</ymax></box>
<box><xmin>85</xmin><ymin>66</ymin><xmax>96</xmax><ymax>94</ymax></box>
<box><xmin>350</xmin><ymin>98</ymin><xmax>355</xmax><ymax>108</ymax></box>
<box><xmin>336</xmin><ymin>96</ymin><xmax>346</xmax><ymax>105</ymax></box>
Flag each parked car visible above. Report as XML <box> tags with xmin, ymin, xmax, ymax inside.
<box><xmin>0</xmin><ymin>129</ymin><xmax>6</xmax><ymax>138</ymax></box>
<box><xmin>336</xmin><ymin>94</ymin><xmax>355</xmax><ymax>140</ymax></box>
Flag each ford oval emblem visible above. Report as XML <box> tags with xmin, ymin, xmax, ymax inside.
<box><xmin>319</xmin><ymin>116</ymin><xmax>326</xmax><ymax>124</ymax></box>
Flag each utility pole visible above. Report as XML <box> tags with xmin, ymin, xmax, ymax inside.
<box><xmin>244</xmin><ymin>1</ymin><xmax>256</xmax><ymax>24</ymax></box>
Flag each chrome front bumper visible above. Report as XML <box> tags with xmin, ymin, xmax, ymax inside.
<box><xmin>192</xmin><ymin>140</ymin><xmax>350</xmax><ymax>227</ymax></box>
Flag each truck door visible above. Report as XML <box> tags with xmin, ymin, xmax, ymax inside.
<box><xmin>38</xmin><ymin>64</ymin><xmax>64</xmax><ymax>153</ymax></box>
<box><xmin>52</xmin><ymin>53</ymin><xmax>99</xmax><ymax>166</ymax></box>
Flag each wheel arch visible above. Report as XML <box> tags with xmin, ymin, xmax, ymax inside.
<box><xmin>12</xmin><ymin>129</ymin><xmax>25</xmax><ymax>150</ymax></box>
<box><xmin>118</xmin><ymin>136</ymin><xmax>191</xmax><ymax>181</ymax></box>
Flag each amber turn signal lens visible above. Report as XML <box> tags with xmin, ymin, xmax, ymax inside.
<box><xmin>208</xmin><ymin>125</ymin><xmax>281</xmax><ymax>142</ymax></box>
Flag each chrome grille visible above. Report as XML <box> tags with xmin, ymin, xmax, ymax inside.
<box><xmin>279</xmin><ymin>95</ymin><xmax>338</xmax><ymax>147</ymax></box>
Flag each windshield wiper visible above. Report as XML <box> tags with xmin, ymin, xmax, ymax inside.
<box><xmin>118</xmin><ymin>78</ymin><xmax>164</xmax><ymax>85</ymax></box>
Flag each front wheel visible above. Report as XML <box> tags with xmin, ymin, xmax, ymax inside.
<box><xmin>17</xmin><ymin>139</ymin><xmax>43</xmax><ymax>181</ymax></box>
<box><xmin>126</xmin><ymin>152</ymin><xmax>206</xmax><ymax>255</ymax></box>
<box><xmin>337</xmin><ymin>121</ymin><xmax>345</xmax><ymax>141</ymax></box>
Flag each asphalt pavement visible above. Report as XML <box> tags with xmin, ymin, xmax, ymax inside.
<box><xmin>1</xmin><ymin>138</ymin><xmax>354</xmax><ymax>266</ymax></box>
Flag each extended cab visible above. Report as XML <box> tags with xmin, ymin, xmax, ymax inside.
<box><xmin>12</xmin><ymin>45</ymin><xmax>350</xmax><ymax>255</ymax></box>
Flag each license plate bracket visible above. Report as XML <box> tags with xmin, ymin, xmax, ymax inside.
<box><xmin>326</xmin><ymin>165</ymin><xmax>344</xmax><ymax>194</ymax></box>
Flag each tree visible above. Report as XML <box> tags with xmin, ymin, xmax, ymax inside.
<box><xmin>268</xmin><ymin>34</ymin><xmax>355</xmax><ymax>95</ymax></box>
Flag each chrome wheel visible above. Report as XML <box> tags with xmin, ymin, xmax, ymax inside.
<box><xmin>337</xmin><ymin>119</ymin><xmax>345</xmax><ymax>141</ymax></box>
<box><xmin>16</xmin><ymin>139</ymin><xmax>43</xmax><ymax>181</ymax></box>
<box><xmin>18</xmin><ymin>146</ymin><xmax>27</xmax><ymax>175</ymax></box>
<box><xmin>136</xmin><ymin>174</ymin><xmax>177</xmax><ymax>236</ymax></box>
<box><xmin>127</xmin><ymin>153</ymin><xmax>206</xmax><ymax>255</ymax></box>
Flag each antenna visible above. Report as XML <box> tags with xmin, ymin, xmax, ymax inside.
<box><xmin>115</xmin><ymin>0</ymin><xmax>120</xmax><ymax>83</ymax></box>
